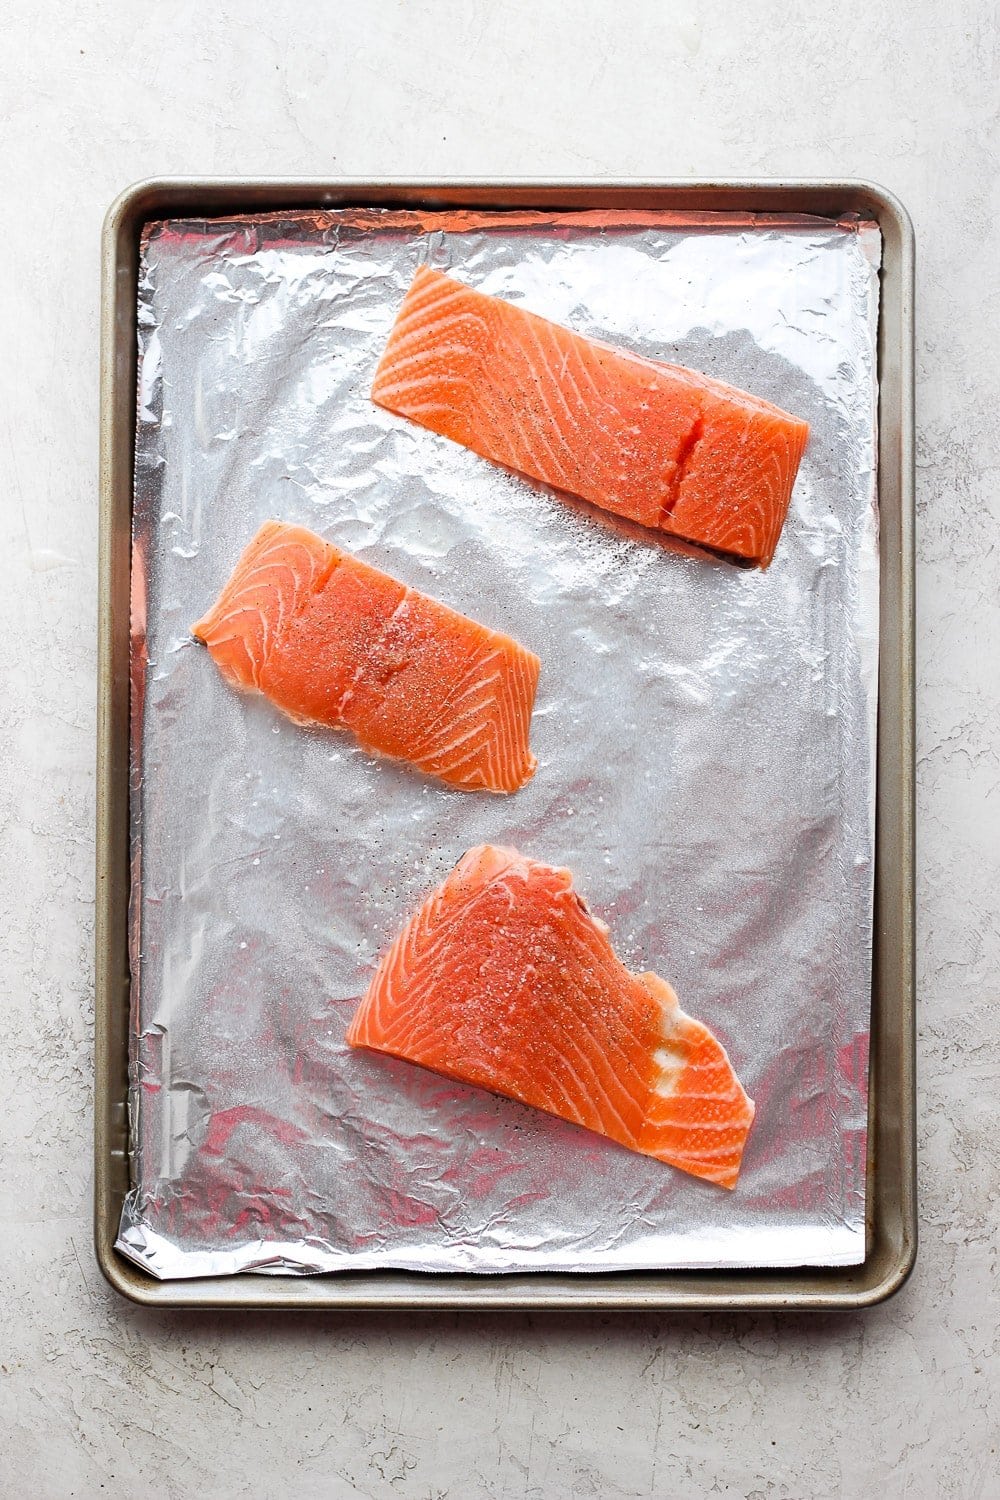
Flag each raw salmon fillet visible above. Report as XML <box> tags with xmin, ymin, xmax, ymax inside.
<box><xmin>192</xmin><ymin>522</ymin><xmax>540</xmax><ymax>793</ymax></box>
<box><xmin>372</xmin><ymin>266</ymin><xmax>809</xmax><ymax>568</ymax></box>
<box><xmin>347</xmin><ymin>845</ymin><xmax>756</xmax><ymax>1188</ymax></box>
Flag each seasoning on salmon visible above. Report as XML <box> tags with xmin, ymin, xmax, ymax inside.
<box><xmin>191</xmin><ymin>522</ymin><xmax>540</xmax><ymax>793</ymax></box>
<box><xmin>347</xmin><ymin>845</ymin><xmax>756</xmax><ymax>1188</ymax></box>
<box><xmin>372</xmin><ymin>266</ymin><xmax>809</xmax><ymax>568</ymax></box>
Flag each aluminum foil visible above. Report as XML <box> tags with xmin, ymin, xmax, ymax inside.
<box><xmin>119</xmin><ymin>208</ymin><xmax>881</xmax><ymax>1277</ymax></box>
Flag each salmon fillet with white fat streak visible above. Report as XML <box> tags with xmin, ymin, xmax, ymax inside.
<box><xmin>372</xmin><ymin>266</ymin><xmax>809</xmax><ymax>568</ymax></box>
<box><xmin>347</xmin><ymin>845</ymin><xmax>756</xmax><ymax>1188</ymax></box>
<box><xmin>192</xmin><ymin>522</ymin><xmax>540</xmax><ymax>793</ymax></box>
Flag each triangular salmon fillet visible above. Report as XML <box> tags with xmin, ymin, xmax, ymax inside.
<box><xmin>372</xmin><ymin>267</ymin><xmax>809</xmax><ymax>568</ymax></box>
<box><xmin>347</xmin><ymin>845</ymin><xmax>755</xmax><ymax>1188</ymax></box>
<box><xmin>192</xmin><ymin>522</ymin><xmax>540</xmax><ymax>793</ymax></box>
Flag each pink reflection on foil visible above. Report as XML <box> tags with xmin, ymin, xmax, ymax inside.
<box><xmin>201</xmin><ymin>1103</ymin><xmax>307</xmax><ymax>1157</ymax></box>
<box><xmin>464</xmin><ymin>1145</ymin><xmax>532</xmax><ymax>1200</ymax></box>
<box><xmin>838</xmin><ymin>1031</ymin><xmax>871</xmax><ymax>1104</ymax></box>
<box><xmin>377</xmin><ymin>1189</ymin><xmax>439</xmax><ymax>1230</ymax></box>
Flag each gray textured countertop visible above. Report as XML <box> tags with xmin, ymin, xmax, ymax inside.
<box><xmin>2</xmin><ymin>3</ymin><xmax>996</xmax><ymax>1496</ymax></box>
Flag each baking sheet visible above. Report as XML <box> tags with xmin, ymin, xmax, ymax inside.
<box><xmin>119</xmin><ymin>207</ymin><xmax>880</xmax><ymax>1277</ymax></box>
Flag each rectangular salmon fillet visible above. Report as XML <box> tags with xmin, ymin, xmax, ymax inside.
<box><xmin>191</xmin><ymin>522</ymin><xmax>540</xmax><ymax>793</ymax></box>
<box><xmin>348</xmin><ymin>845</ymin><xmax>756</xmax><ymax>1188</ymax></box>
<box><xmin>372</xmin><ymin>266</ymin><xmax>810</xmax><ymax>567</ymax></box>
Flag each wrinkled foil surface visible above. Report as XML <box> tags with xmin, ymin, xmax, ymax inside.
<box><xmin>119</xmin><ymin>208</ymin><xmax>880</xmax><ymax>1277</ymax></box>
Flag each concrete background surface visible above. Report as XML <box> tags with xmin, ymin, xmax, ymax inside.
<box><xmin>1</xmin><ymin>1</ymin><xmax>997</xmax><ymax>1496</ymax></box>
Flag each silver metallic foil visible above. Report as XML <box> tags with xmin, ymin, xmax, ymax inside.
<box><xmin>119</xmin><ymin>208</ymin><xmax>880</xmax><ymax>1277</ymax></box>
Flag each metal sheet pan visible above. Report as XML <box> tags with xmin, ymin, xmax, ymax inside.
<box><xmin>96</xmin><ymin>178</ymin><xmax>915</xmax><ymax>1310</ymax></box>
